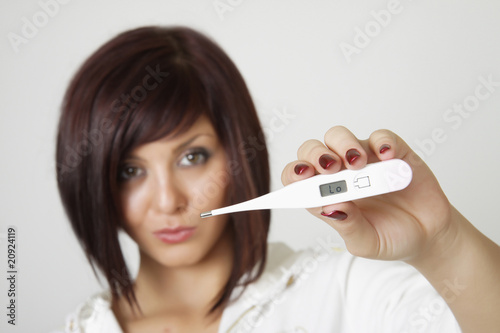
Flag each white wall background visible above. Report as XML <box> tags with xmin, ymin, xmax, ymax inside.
<box><xmin>0</xmin><ymin>0</ymin><xmax>499</xmax><ymax>331</ymax></box>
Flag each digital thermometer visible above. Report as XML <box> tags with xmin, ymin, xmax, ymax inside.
<box><xmin>201</xmin><ymin>159</ymin><xmax>412</xmax><ymax>218</ymax></box>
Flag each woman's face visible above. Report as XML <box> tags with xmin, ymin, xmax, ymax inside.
<box><xmin>119</xmin><ymin>115</ymin><xmax>231</xmax><ymax>268</ymax></box>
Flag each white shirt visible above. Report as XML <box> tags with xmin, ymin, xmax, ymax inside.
<box><xmin>54</xmin><ymin>241</ymin><xmax>461</xmax><ymax>332</ymax></box>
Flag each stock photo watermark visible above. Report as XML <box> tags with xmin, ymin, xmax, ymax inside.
<box><xmin>110</xmin><ymin>65</ymin><xmax>170</xmax><ymax>120</ymax></box>
<box><xmin>237</xmin><ymin>106</ymin><xmax>296</xmax><ymax>163</ymax></box>
<box><xmin>413</xmin><ymin>74</ymin><xmax>499</xmax><ymax>161</ymax></box>
<box><xmin>213</xmin><ymin>0</ymin><xmax>245</xmax><ymax>21</ymax></box>
<box><xmin>5</xmin><ymin>226</ymin><xmax>18</xmax><ymax>326</ymax></box>
<box><xmin>339</xmin><ymin>0</ymin><xmax>414</xmax><ymax>64</ymax></box>
<box><xmin>187</xmin><ymin>106</ymin><xmax>296</xmax><ymax>216</ymax></box>
<box><xmin>403</xmin><ymin>277</ymin><xmax>465</xmax><ymax>332</ymax></box>
<box><xmin>7</xmin><ymin>0</ymin><xmax>72</xmax><ymax>53</ymax></box>
<box><xmin>56</xmin><ymin>64</ymin><xmax>169</xmax><ymax>182</ymax></box>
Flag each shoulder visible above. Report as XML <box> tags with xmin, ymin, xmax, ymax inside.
<box><xmin>55</xmin><ymin>291</ymin><xmax>123</xmax><ymax>333</ymax></box>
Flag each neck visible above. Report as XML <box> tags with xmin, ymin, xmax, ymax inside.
<box><xmin>131</xmin><ymin>227</ymin><xmax>234</xmax><ymax>316</ymax></box>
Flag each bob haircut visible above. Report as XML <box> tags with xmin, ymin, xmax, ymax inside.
<box><xmin>56</xmin><ymin>26</ymin><xmax>270</xmax><ymax>313</ymax></box>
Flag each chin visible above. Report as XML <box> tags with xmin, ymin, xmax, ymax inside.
<box><xmin>155</xmin><ymin>245</ymin><xmax>208</xmax><ymax>267</ymax></box>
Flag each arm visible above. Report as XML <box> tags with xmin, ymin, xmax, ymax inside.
<box><xmin>408</xmin><ymin>207</ymin><xmax>500</xmax><ymax>332</ymax></box>
<box><xmin>281</xmin><ymin>126</ymin><xmax>500</xmax><ymax>332</ymax></box>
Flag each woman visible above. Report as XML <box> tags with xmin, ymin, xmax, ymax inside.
<box><xmin>55</xmin><ymin>26</ymin><xmax>500</xmax><ymax>332</ymax></box>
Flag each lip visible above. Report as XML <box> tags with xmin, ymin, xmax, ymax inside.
<box><xmin>153</xmin><ymin>226</ymin><xmax>197</xmax><ymax>244</ymax></box>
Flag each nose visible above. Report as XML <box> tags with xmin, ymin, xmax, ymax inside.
<box><xmin>151</xmin><ymin>171</ymin><xmax>187</xmax><ymax>215</ymax></box>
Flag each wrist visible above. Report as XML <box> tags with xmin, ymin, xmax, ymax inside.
<box><xmin>405</xmin><ymin>206</ymin><xmax>466</xmax><ymax>275</ymax></box>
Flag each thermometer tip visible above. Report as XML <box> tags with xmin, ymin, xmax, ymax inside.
<box><xmin>200</xmin><ymin>211</ymin><xmax>212</xmax><ymax>218</ymax></box>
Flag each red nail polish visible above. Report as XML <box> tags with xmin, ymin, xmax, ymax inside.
<box><xmin>294</xmin><ymin>164</ymin><xmax>309</xmax><ymax>175</ymax></box>
<box><xmin>319</xmin><ymin>154</ymin><xmax>336</xmax><ymax>170</ymax></box>
<box><xmin>321</xmin><ymin>210</ymin><xmax>348</xmax><ymax>221</ymax></box>
<box><xmin>346</xmin><ymin>149</ymin><xmax>361</xmax><ymax>165</ymax></box>
<box><xmin>379</xmin><ymin>144</ymin><xmax>391</xmax><ymax>154</ymax></box>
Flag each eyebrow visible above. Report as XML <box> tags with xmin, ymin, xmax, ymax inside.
<box><xmin>174</xmin><ymin>133</ymin><xmax>215</xmax><ymax>153</ymax></box>
<box><xmin>125</xmin><ymin>133</ymin><xmax>216</xmax><ymax>161</ymax></box>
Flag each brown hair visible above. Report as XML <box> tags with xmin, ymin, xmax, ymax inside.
<box><xmin>56</xmin><ymin>26</ymin><xmax>270</xmax><ymax>313</ymax></box>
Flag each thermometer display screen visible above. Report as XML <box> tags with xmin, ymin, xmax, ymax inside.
<box><xmin>319</xmin><ymin>180</ymin><xmax>348</xmax><ymax>197</ymax></box>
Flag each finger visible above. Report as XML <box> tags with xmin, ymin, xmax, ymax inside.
<box><xmin>368</xmin><ymin>129</ymin><xmax>404</xmax><ymax>161</ymax></box>
<box><xmin>368</xmin><ymin>129</ymin><xmax>426</xmax><ymax>168</ymax></box>
<box><xmin>296</xmin><ymin>139</ymin><xmax>342</xmax><ymax>174</ymax></box>
<box><xmin>315</xmin><ymin>201</ymin><xmax>379</xmax><ymax>258</ymax></box>
<box><xmin>281</xmin><ymin>160</ymin><xmax>316</xmax><ymax>186</ymax></box>
<box><xmin>368</xmin><ymin>128</ymin><xmax>436</xmax><ymax>216</ymax></box>
<box><xmin>323</xmin><ymin>126</ymin><xmax>368</xmax><ymax>170</ymax></box>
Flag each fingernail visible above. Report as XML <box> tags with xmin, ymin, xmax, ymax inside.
<box><xmin>294</xmin><ymin>164</ymin><xmax>309</xmax><ymax>175</ymax></box>
<box><xmin>321</xmin><ymin>210</ymin><xmax>348</xmax><ymax>221</ymax></box>
<box><xmin>379</xmin><ymin>144</ymin><xmax>391</xmax><ymax>154</ymax></box>
<box><xmin>346</xmin><ymin>149</ymin><xmax>361</xmax><ymax>165</ymax></box>
<box><xmin>319</xmin><ymin>154</ymin><xmax>336</xmax><ymax>170</ymax></box>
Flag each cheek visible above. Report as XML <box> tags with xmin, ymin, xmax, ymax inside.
<box><xmin>186</xmin><ymin>165</ymin><xmax>230</xmax><ymax>212</ymax></box>
<box><xmin>201</xmin><ymin>215</ymin><xmax>229</xmax><ymax>243</ymax></box>
<box><xmin>120</xmin><ymin>183</ymin><xmax>151</xmax><ymax>228</ymax></box>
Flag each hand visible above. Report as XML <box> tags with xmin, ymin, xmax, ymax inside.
<box><xmin>281</xmin><ymin>126</ymin><xmax>458</xmax><ymax>262</ymax></box>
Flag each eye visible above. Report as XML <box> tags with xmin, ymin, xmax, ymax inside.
<box><xmin>118</xmin><ymin>165</ymin><xmax>144</xmax><ymax>180</ymax></box>
<box><xmin>179</xmin><ymin>148</ymin><xmax>210</xmax><ymax>167</ymax></box>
